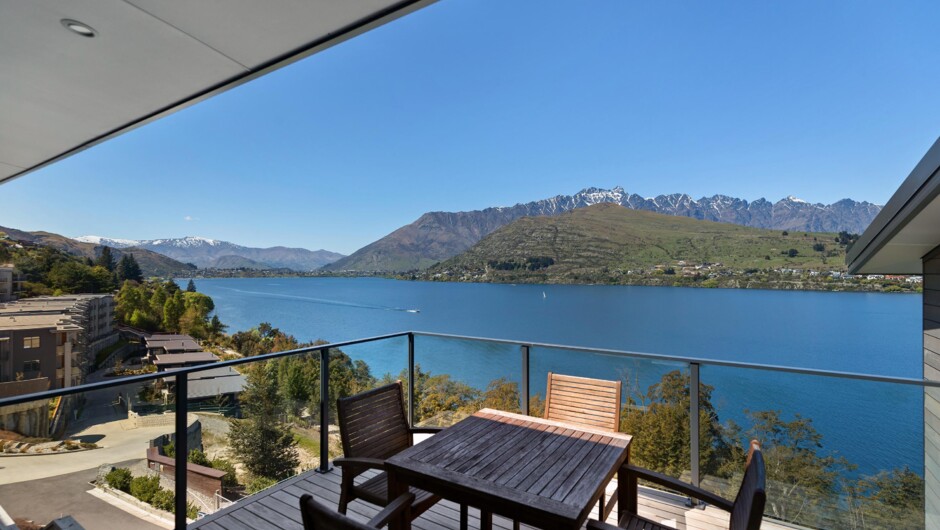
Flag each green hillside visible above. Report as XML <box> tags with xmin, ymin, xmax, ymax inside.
<box><xmin>0</xmin><ymin>225</ymin><xmax>194</xmax><ymax>278</ymax></box>
<box><xmin>424</xmin><ymin>204</ymin><xmax>887</xmax><ymax>290</ymax></box>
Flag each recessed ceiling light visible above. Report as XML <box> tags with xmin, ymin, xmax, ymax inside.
<box><xmin>61</xmin><ymin>19</ymin><xmax>96</xmax><ymax>38</ymax></box>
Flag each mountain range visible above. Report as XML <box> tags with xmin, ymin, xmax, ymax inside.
<box><xmin>0</xmin><ymin>226</ymin><xmax>195</xmax><ymax>277</ymax></box>
<box><xmin>73</xmin><ymin>236</ymin><xmax>344</xmax><ymax>271</ymax></box>
<box><xmin>324</xmin><ymin>187</ymin><xmax>882</xmax><ymax>272</ymax></box>
<box><xmin>431</xmin><ymin>203</ymin><xmax>849</xmax><ymax>284</ymax></box>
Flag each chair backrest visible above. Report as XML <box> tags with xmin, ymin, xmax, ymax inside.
<box><xmin>300</xmin><ymin>493</ymin><xmax>376</xmax><ymax>530</ymax></box>
<box><xmin>543</xmin><ymin>372</ymin><xmax>622</xmax><ymax>432</ymax></box>
<box><xmin>729</xmin><ymin>440</ymin><xmax>767</xmax><ymax>530</ymax></box>
<box><xmin>336</xmin><ymin>382</ymin><xmax>411</xmax><ymax>460</ymax></box>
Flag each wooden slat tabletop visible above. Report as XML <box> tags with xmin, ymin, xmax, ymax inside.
<box><xmin>386</xmin><ymin>408</ymin><xmax>632</xmax><ymax>530</ymax></box>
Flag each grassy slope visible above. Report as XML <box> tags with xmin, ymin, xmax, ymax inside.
<box><xmin>433</xmin><ymin>203</ymin><xmax>847</xmax><ymax>280</ymax></box>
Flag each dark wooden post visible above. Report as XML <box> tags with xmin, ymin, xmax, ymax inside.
<box><xmin>174</xmin><ymin>372</ymin><xmax>188</xmax><ymax>529</ymax></box>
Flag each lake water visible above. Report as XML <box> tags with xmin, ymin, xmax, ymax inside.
<box><xmin>192</xmin><ymin>277</ymin><xmax>924</xmax><ymax>477</ymax></box>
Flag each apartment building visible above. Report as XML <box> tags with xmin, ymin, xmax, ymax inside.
<box><xmin>0</xmin><ymin>265</ymin><xmax>21</xmax><ymax>303</ymax></box>
<box><xmin>0</xmin><ymin>294</ymin><xmax>118</xmax><ymax>359</ymax></box>
<box><xmin>0</xmin><ymin>313</ymin><xmax>82</xmax><ymax>390</ymax></box>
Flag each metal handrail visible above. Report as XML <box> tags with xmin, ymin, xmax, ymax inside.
<box><xmin>411</xmin><ymin>330</ymin><xmax>938</xmax><ymax>387</ymax></box>
<box><xmin>0</xmin><ymin>328</ymin><xmax>930</xmax><ymax>529</ymax></box>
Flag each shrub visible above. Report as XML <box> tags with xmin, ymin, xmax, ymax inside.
<box><xmin>187</xmin><ymin>502</ymin><xmax>199</xmax><ymax>520</ymax></box>
<box><xmin>150</xmin><ymin>489</ymin><xmax>175</xmax><ymax>512</ymax></box>
<box><xmin>105</xmin><ymin>468</ymin><xmax>132</xmax><ymax>492</ymax></box>
<box><xmin>130</xmin><ymin>475</ymin><xmax>161</xmax><ymax>503</ymax></box>
<box><xmin>245</xmin><ymin>475</ymin><xmax>277</xmax><ymax>494</ymax></box>
<box><xmin>162</xmin><ymin>441</ymin><xmax>175</xmax><ymax>458</ymax></box>
<box><xmin>211</xmin><ymin>458</ymin><xmax>238</xmax><ymax>489</ymax></box>
<box><xmin>188</xmin><ymin>449</ymin><xmax>210</xmax><ymax>466</ymax></box>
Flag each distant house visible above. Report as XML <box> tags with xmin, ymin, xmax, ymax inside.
<box><xmin>164</xmin><ymin>366</ymin><xmax>246</xmax><ymax>403</ymax></box>
<box><xmin>145</xmin><ymin>334</ymin><xmax>203</xmax><ymax>361</ymax></box>
<box><xmin>153</xmin><ymin>351</ymin><xmax>218</xmax><ymax>371</ymax></box>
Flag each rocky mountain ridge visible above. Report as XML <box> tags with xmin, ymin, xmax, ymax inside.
<box><xmin>324</xmin><ymin>187</ymin><xmax>882</xmax><ymax>272</ymax></box>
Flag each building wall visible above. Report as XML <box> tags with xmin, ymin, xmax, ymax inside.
<box><xmin>0</xmin><ymin>268</ymin><xmax>13</xmax><ymax>303</ymax></box>
<box><xmin>0</xmin><ymin>327</ymin><xmax>57</xmax><ymax>386</ymax></box>
<box><xmin>924</xmin><ymin>246</ymin><xmax>940</xmax><ymax>529</ymax></box>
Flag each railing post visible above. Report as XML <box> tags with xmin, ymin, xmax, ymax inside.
<box><xmin>689</xmin><ymin>362</ymin><xmax>701</xmax><ymax>506</ymax></box>
<box><xmin>317</xmin><ymin>347</ymin><xmax>332</xmax><ymax>473</ymax></box>
<box><xmin>521</xmin><ymin>345</ymin><xmax>530</xmax><ymax>415</ymax></box>
<box><xmin>174</xmin><ymin>372</ymin><xmax>188</xmax><ymax>529</ymax></box>
<box><xmin>408</xmin><ymin>333</ymin><xmax>415</xmax><ymax>428</ymax></box>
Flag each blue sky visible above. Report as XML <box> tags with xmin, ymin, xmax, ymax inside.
<box><xmin>3</xmin><ymin>1</ymin><xmax>940</xmax><ymax>254</ymax></box>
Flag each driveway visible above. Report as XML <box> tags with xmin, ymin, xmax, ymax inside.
<box><xmin>0</xmin><ymin>462</ymin><xmax>163</xmax><ymax>530</ymax></box>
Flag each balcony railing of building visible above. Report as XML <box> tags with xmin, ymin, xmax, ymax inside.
<box><xmin>0</xmin><ymin>331</ymin><xmax>932</xmax><ymax>530</ymax></box>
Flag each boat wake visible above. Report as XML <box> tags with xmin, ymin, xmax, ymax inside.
<box><xmin>216</xmin><ymin>287</ymin><xmax>420</xmax><ymax>313</ymax></box>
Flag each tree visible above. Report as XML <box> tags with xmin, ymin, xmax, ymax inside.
<box><xmin>787</xmin><ymin>248</ymin><xmax>799</xmax><ymax>258</ymax></box>
<box><xmin>208</xmin><ymin>315</ymin><xmax>228</xmax><ymax>336</ymax></box>
<box><xmin>846</xmin><ymin>467</ymin><xmax>924</xmax><ymax>529</ymax></box>
<box><xmin>186</xmin><ymin>279</ymin><xmax>197</xmax><ymax>292</ymax></box>
<box><xmin>162</xmin><ymin>291</ymin><xmax>184</xmax><ymax>332</ymax></box>
<box><xmin>480</xmin><ymin>378</ymin><xmax>521</xmax><ymax>413</ymax></box>
<box><xmin>228</xmin><ymin>362</ymin><xmax>299</xmax><ymax>480</ymax></box>
<box><xmin>620</xmin><ymin>370</ymin><xmax>731</xmax><ymax>479</ymax></box>
<box><xmin>116</xmin><ymin>254</ymin><xmax>143</xmax><ymax>282</ymax></box>
<box><xmin>738</xmin><ymin>409</ymin><xmax>853</xmax><ymax>526</ymax></box>
<box><xmin>96</xmin><ymin>246</ymin><xmax>116</xmax><ymax>272</ymax></box>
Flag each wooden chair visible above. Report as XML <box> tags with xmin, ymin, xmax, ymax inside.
<box><xmin>588</xmin><ymin>440</ymin><xmax>766</xmax><ymax>530</ymax></box>
<box><xmin>300</xmin><ymin>492</ymin><xmax>414</xmax><ymax>529</ymax></box>
<box><xmin>545</xmin><ymin>372</ymin><xmax>622</xmax><ymax>519</ymax></box>
<box><xmin>334</xmin><ymin>382</ymin><xmax>442</xmax><ymax>523</ymax></box>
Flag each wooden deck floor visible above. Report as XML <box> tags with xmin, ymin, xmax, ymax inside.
<box><xmin>189</xmin><ymin>468</ymin><xmax>795</xmax><ymax>530</ymax></box>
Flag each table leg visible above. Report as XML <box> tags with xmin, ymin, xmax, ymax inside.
<box><xmin>387</xmin><ymin>468</ymin><xmax>410</xmax><ymax>530</ymax></box>
<box><xmin>620</xmin><ymin>448</ymin><xmax>634</xmax><ymax>523</ymax></box>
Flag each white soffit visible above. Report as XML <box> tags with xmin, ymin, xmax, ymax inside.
<box><xmin>848</xmin><ymin>137</ymin><xmax>940</xmax><ymax>274</ymax></box>
<box><xmin>0</xmin><ymin>0</ymin><xmax>434</xmax><ymax>184</ymax></box>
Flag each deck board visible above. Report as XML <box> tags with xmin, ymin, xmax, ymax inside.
<box><xmin>190</xmin><ymin>468</ymin><xmax>796</xmax><ymax>530</ymax></box>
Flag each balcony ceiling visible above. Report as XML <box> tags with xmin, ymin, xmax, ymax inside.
<box><xmin>0</xmin><ymin>0</ymin><xmax>433</xmax><ymax>184</ymax></box>
<box><xmin>848</xmin><ymin>137</ymin><xmax>940</xmax><ymax>274</ymax></box>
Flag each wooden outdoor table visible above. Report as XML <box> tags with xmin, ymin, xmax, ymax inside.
<box><xmin>386</xmin><ymin>408</ymin><xmax>632</xmax><ymax>530</ymax></box>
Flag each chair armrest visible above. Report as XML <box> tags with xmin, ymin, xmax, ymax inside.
<box><xmin>586</xmin><ymin>520</ymin><xmax>619</xmax><ymax>530</ymax></box>
<box><xmin>333</xmin><ymin>457</ymin><xmax>387</xmax><ymax>471</ymax></box>
<box><xmin>625</xmin><ymin>465</ymin><xmax>734</xmax><ymax>512</ymax></box>
<box><xmin>369</xmin><ymin>492</ymin><xmax>416</xmax><ymax>528</ymax></box>
<box><xmin>409</xmin><ymin>427</ymin><xmax>443</xmax><ymax>434</ymax></box>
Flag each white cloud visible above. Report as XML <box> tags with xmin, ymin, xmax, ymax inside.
<box><xmin>184</xmin><ymin>215</ymin><xmax>198</xmax><ymax>222</ymax></box>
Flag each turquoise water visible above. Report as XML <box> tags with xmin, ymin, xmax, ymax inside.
<box><xmin>192</xmin><ymin>277</ymin><xmax>923</xmax><ymax>476</ymax></box>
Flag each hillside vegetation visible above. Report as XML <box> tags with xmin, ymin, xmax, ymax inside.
<box><xmin>423</xmin><ymin>204</ymin><xmax>905</xmax><ymax>291</ymax></box>
<box><xmin>0</xmin><ymin>225</ymin><xmax>195</xmax><ymax>277</ymax></box>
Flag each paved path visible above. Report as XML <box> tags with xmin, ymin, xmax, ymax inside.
<box><xmin>0</xmin><ymin>418</ymin><xmax>174</xmax><ymax>484</ymax></box>
<box><xmin>0</xmin><ymin>462</ymin><xmax>163</xmax><ymax>530</ymax></box>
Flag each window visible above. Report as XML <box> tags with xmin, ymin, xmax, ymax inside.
<box><xmin>23</xmin><ymin>360</ymin><xmax>40</xmax><ymax>372</ymax></box>
<box><xmin>23</xmin><ymin>336</ymin><xmax>40</xmax><ymax>349</ymax></box>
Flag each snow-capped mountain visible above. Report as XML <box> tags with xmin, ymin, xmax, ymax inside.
<box><xmin>73</xmin><ymin>235</ymin><xmax>141</xmax><ymax>248</ymax></box>
<box><xmin>324</xmin><ymin>187</ymin><xmax>882</xmax><ymax>272</ymax></box>
<box><xmin>72</xmin><ymin>235</ymin><xmax>344</xmax><ymax>271</ymax></box>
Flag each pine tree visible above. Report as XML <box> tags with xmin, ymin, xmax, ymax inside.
<box><xmin>186</xmin><ymin>279</ymin><xmax>197</xmax><ymax>292</ymax></box>
<box><xmin>228</xmin><ymin>362</ymin><xmax>299</xmax><ymax>480</ymax></box>
<box><xmin>116</xmin><ymin>254</ymin><xmax>143</xmax><ymax>282</ymax></box>
<box><xmin>96</xmin><ymin>246</ymin><xmax>116</xmax><ymax>272</ymax></box>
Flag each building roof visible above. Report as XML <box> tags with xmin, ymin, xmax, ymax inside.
<box><xmin>847</xmin><ymin>137</ymin><xmax>940</xmax><ymax>274</ymax></box>
<box><xmin>0</xmin><ymin>1</ymin><xmax>436</xmax><ymax>185</ymax></box>
<box><xmin>0</xmin><ymin>313</ymin><xmax>83</xmax><ymax>333</ymax></box>
<box><xmin>153</xmin><ymin>351</ymin><xmax>218</xmax><ymax>366</ymax></box>
<box><xmin>145</xmin><ymin>335</ymin><xmax>202</xmax><ymax>352</ymax></box>
<box><xmin>164</xmin><ymin>366</ymin><xmax>247</xmax><ymax>399</ymax></box>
